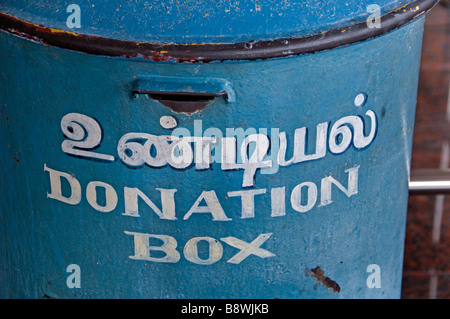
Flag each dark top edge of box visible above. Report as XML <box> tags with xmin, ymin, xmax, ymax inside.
<box><xmin>0</xmin><ymin>0</ymin><xmax>438</xmax><ymax>63</ymax></box>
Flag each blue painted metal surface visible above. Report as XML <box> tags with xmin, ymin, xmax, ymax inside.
<box><xmin>0</xmin><ymin>1</ymin><xmax>436</xmax><ymax>299</ymax></box>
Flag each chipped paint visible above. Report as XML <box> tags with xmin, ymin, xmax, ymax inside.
<box><xmin>0</xmin><ymin>0</ymin><xmax>438</xmax><ymax>63</ymax></box>
<box><xmin>0</xmin><ymin>12</ymin><xmax>233</xmax><ymax>47</ymax></box>
<box><xmin>310</xmin><ymin>266</ymin><xmax>341</xmax><ymax>293</ymax></box>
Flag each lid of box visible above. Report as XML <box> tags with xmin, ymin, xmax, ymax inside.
<box><xmin>0</xmin><ymin>0</ymin><xmax>438</xmax><ymax>62</ymax></box>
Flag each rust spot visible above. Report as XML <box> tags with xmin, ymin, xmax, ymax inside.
<box><xmin>309</xmin><ymin>266</ymin><xmax>341</xmax><ymax>293</ymax></box>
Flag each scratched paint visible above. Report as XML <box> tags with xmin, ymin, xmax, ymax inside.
<box><xmin>0</xmin><ymin>1</ymin><xmax>437</xmax><ymax>63</ymax></box>
<box><xmin>0</xmin><ymin>0</ymin><xmax>431</xmax><ymax>44</ymax></box>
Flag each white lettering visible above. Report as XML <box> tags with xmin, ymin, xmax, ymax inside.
<box><xmin>184</xmin><ymin>191</ymin><xmax>231</xmax><ymax>221</ymax></box>
<box><xmin>271</xmin><ymin>187</ymin><xmax>286</xmax><ymax>217</ymax></box>
<box><xmin>220</xmin><ymin>233</ymin><xmax>275</xmax><ymax>264</ymax></box>
<box><xmin>44</xmin><ymin>164</ymin><xmax>82</xmax><ymax>205</ymax></box>
<box><xmin>123</xmin><ymin>187</ymin><xmax>177</xmax><ymax>220</ymax></box>
<box><xmin>44</xmin><ymin>164</ymin><xmax>361</xmax><ymax>220</ymax></box>
<box><xmin>183</xmin><ymin>237</ymin><xmax>223</xmax><ymax>265</ymax></box>
<box><xmin>278</xmin><ymin>122</ymin><xmax>328</xmax><ymax>166</ymax></box>
<box><xmin>61</xmin><ymin>113</ymin><xmax>114</xmax><ymax>161</ymax></box>
<box><xmin>60</xmin><ymin>108</ymin><xmax>377</xmax><ymax>189</ymax></box>
<box><xmin>320</xmin><ymin>166</ymin><xmax>359</xmax><ymax>206</ymax></box>
<box><xmin>227</xmin><ymin>188</ymin><xmax>266</xmax><ymax>219</ymax></box>
<box><xmin>291</xmin><ymin>182</ymin><xmax>318</xmax><ymax>213</ymax></box>
<box><xmin>86</xmin><ymin>181</ymin><xmax>118</xmax><ymax>213</ymax></box>
<box><xmin>124</xmin><ymin>231</ymin><xmax>181</xmax><ymax>263</ymax></box>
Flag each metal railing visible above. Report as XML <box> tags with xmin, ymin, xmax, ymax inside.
<box><xmin>409</xmin><ymin>169</ymin><xmax>450</xmax><ymax>194</ymax></box>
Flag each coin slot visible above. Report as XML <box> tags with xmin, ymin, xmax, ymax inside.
<box><xmin>132</xmin><ymin>90</ymin><xmax>228</xmax><ymax>114</ymax></box>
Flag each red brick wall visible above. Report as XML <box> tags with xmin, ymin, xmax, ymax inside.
<box><xmin>402</xmin><ymin>2</ymin><xmax>450</xmax><ymax>299</ymax></box>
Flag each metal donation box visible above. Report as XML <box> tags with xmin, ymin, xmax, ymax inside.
<box><xmin>0</xmin><ymin>0</ymin><xmax>439</xmax><ymax>298</ymax></box>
